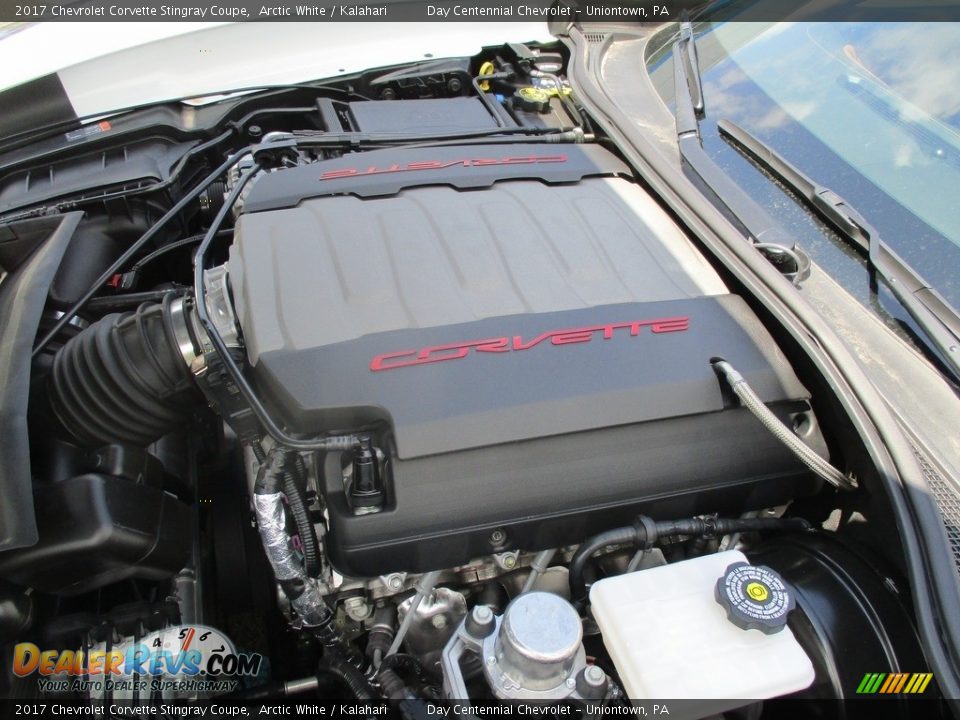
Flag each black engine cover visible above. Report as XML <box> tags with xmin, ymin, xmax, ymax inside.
<box><xmin>308</xmin><ymin>295</ymin><xmax>824</xmax><ymax>576</ymax></box>
<box><xmin>228</xmin><ymin>145</ymin><xmax>827</xmax><ymax>576</ymax></box>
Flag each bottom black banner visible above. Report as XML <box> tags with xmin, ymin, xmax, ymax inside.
<box><xmin>0</xmin><ymin>698</ymin><xmax>952</xmax><ymax>720</ymax></box>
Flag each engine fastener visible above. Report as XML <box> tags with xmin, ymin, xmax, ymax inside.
<box><xmin>466</xmin><ymin>605</ymin><xmax>496</xmax><ymax>638</ymax></box>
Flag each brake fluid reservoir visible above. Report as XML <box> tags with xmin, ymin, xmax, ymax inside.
<box><xmin>590</xmin><ymin>549</ymin><xmax>814</xmax><ymax>716</ymax></box>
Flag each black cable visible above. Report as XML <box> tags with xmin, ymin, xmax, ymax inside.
<box><xmin>569</xmin><ymin>515</ymin><xmax>811</xmax><ymax>602</ymax></box>
<box><xmin>32</xmin><ymin>148</ymin><xmax>245</xmax><ymax>357</ymax></box>
<box><xmin>290</xmin><ymin>124</ymin><xmax>581</xmax><ymax>149</ymax></box>
<box><xmin>471</xmin><ymin>73</ymin><xmax>511</xmax><ymax>129</ymax></box>
<box><xmin>351</xmin><ymin>128</ymin><xmax>586</xmax><ymax>152</ymax></box>
<box><xmin>83</xmin><ymin>289</ymin><xmax>185</xmax><ymax>313</ymax></box>
<box><xmin>191</xmin><ymin>155</ymin><xmax>359</xmax><ymax>452</ymax></box>
<box><xmin>285</xmin><ymin>452</ymin><xmax>322</xmax><ymax>577</ymax></box>
<box><xmin>130</xmin><ymin>230</ymin><xmax>232</xmax><ymax>273</ymax></box>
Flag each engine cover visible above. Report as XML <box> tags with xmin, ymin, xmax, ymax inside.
<box><xmin>228</xmin><ymin>145</ymin><xmax>825</xmax><ymax>576</ymax></box>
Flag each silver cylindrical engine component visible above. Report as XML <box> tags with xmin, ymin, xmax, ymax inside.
<box><xmin>494</xmin><ymin>592</ymin><xmax>583</xmax><ymax>691</ymax></box>
<box><xmin>464</xmin><ymin>591</ymin><xmax>587</xmax><ymax>699</ymax></box>
<box><xmin>441</xmin><ymin>594</ymin><xmax>600</xmax><ymax>701</ymax></box>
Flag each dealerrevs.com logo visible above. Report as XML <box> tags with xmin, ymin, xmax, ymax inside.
<box><xmin>13</xmin><ymin>625</ymin><xmax>262</xmax><ymax>697</ymax></box>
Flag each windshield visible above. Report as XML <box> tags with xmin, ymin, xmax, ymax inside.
<box><xmin>647</xmin><ymin>21</ymin><xmax>960</xmax><ymax>338</ymax></box>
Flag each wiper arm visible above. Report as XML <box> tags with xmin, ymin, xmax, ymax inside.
<box><xmin>671</xmin><ymin>22</ymin><xmax>807</xmax><ymax>282</ymax></box>
<box><xmin>674</xmin><ymin>18</ymin><xmax>705</xmax><ymax>138</ymax></box>
<box><xmin>718</xmin><ymin>118</ymin><xmax>960</xmax><ymax>383</ymax></box>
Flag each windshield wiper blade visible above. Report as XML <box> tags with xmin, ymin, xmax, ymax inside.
<box><xmin>718</xmin><ymin>118</ymin><xmax>960</xmax><ymax>383</ymax></box>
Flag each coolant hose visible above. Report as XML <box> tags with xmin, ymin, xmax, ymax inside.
<box><xmin>568</xmin><ymin>527</ymin><xmax>638</xmax><ymax>603</ymax></box>
<box><xmin>713</xmin><ymin>360</ymin><xmax>856</xmax><ymax>491</ymax></box>
<box><xmin>48</xmin><ymin>293</ymin><xmax>199</xmax><ymax>447</ymax></box>
<box><xmin>569</xmin><ymin>515</ymin><xmax>811</xmax><ymax>602</ymax></box>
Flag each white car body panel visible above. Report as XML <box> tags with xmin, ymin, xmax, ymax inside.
<box><xmin>0</xmin><ymin>21</ymin><xmax>554</xmax><ymax>118</ymax></box>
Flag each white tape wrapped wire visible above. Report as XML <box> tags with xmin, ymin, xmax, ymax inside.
<box><xmin>253</xmin><ymin>492</ymin><xmax>331</xmax><ymax>626</ymax></box>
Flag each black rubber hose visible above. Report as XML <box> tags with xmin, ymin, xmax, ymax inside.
<box><xmin>655</xmin><ymin>517</ymin><xmax>811</xmax><ymax>538</ymax></box>
<box><xmin>318</xmin><ymin>650</ymin><xmax>378</xmax><ymax>700</ymax></box>
<box><xmin>47</xmin><ymin>292</ymin><xmax>198</xmax><ymax>447</ymax></box>
<box><xmin>569</xmin><ymin>515</ymin><xmax>811</xmax><ymax>602</ymax></box>
<box><xmin>567</xmin><ymin>527</ymin><xmax>639</xmax><ymax>606</ymax></box>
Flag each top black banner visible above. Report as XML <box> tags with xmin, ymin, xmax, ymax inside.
<box><xmin>1</xmin><ymin>0</ymin><xmax>959</xmax><ymax>22</ymax></box>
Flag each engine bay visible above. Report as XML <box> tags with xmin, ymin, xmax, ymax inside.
<box><xmin>0</xmin><ymin>38</ymin><xmax>930</xmax><ymax>712</ymax></box>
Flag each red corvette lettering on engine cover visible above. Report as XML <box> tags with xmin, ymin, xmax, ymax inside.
<box><xmin>369</xmin><ymin>316</ymin><xmax>690</xmax><ymax>372</ymax></box>
<box><xmin>320</xmin><ymin>155</ymin><xmax>568</xmax><ymax>181</ymax></box>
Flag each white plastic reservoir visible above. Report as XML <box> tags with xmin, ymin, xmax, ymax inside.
<box><xmin>590</xmin><ymin>549</ymin><xmax>815</xmax><ymax>718</ymax></box>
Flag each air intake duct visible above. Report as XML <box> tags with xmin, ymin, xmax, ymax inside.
<box><xmin>48</xmin><ymin>293</ymin><xmax>199</xmax><ymax>447</ymax></box>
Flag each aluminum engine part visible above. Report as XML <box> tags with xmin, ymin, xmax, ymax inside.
<box><xmin>397</xmin><ymin>587</ymin><xmax>468</xmax><ymax>668</ymax></box>
<box><xmin>441</xmin><ymin>593</ymin><xmax>597</xmax><ymax>701</ymax></box>
<box><xmin>324</xmin><ymin>549</ymin><xmax>574</xmax><ymax>601</ymax></box>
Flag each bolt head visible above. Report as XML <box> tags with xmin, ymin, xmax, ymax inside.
<box><xmin>473</xmin><ymin>605</ymin><xmax>493</xmax><ymax>623</ymax></box>
<box><xmin>431</xmin><ymin>614</ymin><xmax>448</xmax><ymax>630</ymax></box>
<box><xmin>466</xmin><ymin>604</ymin><xmax>497</xmax><ymax>639</ymax></box>
<box><xmin>576</xmin><ymin>665</ymin><xmax>609</xmax><ymax>699</ymax></box>
<box><xmin>382</xmin><ymin>574</ymin><xmax>404</xmax><ymax>591</ymax></box>
<box><xmin>584</xmin><ymin>665</ymin><xmax>606</xmax><ymax>686</ymax></box>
